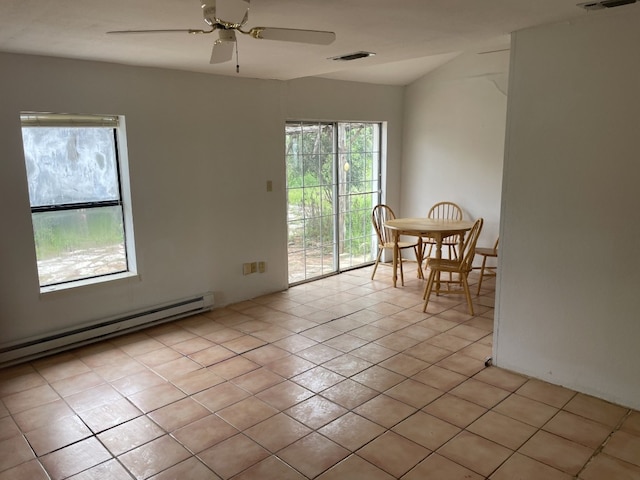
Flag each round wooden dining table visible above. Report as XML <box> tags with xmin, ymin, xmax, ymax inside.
<box><xmin>384</xmin><ymin>218</ymin><xmax>475</xmax><ymax>287</ymax></box>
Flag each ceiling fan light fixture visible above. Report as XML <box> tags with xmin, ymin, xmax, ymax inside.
<box><xmin>330</xmin><ymin>51</ymin><xmax>376</xmax><ymax>61</ymax></box>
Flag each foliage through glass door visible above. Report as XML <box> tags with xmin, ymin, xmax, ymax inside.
<box><xmin>286</xmin><ymin>121</ymin><xmax>382</xmax><ymax>284</ymax></box>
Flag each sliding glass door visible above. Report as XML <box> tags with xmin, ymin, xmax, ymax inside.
<box><xmin>286</xmin><ymin>121</ymin><xmax>382</xmax><ymax>284</ymax></box>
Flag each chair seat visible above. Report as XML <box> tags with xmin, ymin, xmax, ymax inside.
<box><xmin>426</xmin><ymin>258</ymin><xmax>468</xmax><ymax>273</ymax></box>
<box><xmin>383</xmin><ymin>241</ymin><xmax>419</xmax><ymax>249</ymax></box>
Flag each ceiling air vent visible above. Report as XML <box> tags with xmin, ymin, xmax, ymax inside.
<box><xmin>578</xmin><ymin>0</ymin><xmax>637</xmax><ymax>10</ymax></box>
<box><xmin>330</xmin><ymin>51</ymin><xmax>376</xmax><ymax>61</ymax></box>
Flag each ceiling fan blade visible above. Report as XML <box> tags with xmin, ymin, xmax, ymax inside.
<box><xmin>210</xmin><ymin>29</ymin><xmax>236</xmax><ymax>63</ymax></box>
<box><xmin>107</xmin><ymin>29</ymin><xmax>211</xmax><ymax>35</ymax></box>
<box><xmin>248</xmin><ymin>27</ymin><xmax>335</xmax><ymax>45</ymax></box>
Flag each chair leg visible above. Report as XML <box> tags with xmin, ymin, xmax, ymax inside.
<box><xmin>398</xmin><ymin>249</ymin><xmax>405</xmax><ymax>286</ymax></box>
<box><xmin>371</xmin><ymin>248</ymin><xmax>383</xmax><ymax>280</ymax></box>
<box><xmin>414</xmin><ymin>244</ymin><xmax>423</xmax><ymax>279</ymax></box>
<box><xmin>476</xmin><ymin>255</ymin><xmax>488</xmax><ymax>295</ymax></box>
<box><xmin>422</xmin><ymin>269</ymin><xmax>436</xmax><ymax>310</ymax></box>
<box><xmin>461</xmin><ymin>273</ymin><xmax>474</xmax><ymax>316</ymax></box>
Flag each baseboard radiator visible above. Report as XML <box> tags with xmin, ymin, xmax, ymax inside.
<box><xmin>0</xmin><ymin>292</ymin><xmax>215</xmax><ymax>368</ymax></box>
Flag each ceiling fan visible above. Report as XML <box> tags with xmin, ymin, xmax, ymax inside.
<box><xmin>107</xmin><ymin>0</ymin><xmax>336</xmax><ymax>67</ymax></box>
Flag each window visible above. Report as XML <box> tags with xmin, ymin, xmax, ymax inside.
<box><xmin>20</xmin><ymin>113</ymin><xmax>135</xmax><ymax>289</ymax></box>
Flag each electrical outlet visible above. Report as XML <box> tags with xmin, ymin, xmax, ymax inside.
<box><xmin>250</xmin><ymin>262</ymin><xmax>258</xmax><ymax>273</ymax></box>
<box><xmin>242</xmin><ymin>263</ymin><xmax>252</xmax><ymax>275</ymax></box>
<box><xmin>258</xmin><ymin>261</ymin><xmax>266</xmax><ymax>273</ymax></box>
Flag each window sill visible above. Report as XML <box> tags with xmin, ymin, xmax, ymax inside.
<box><xmin>40</xmin><ymin>271</ymin><xmax>140</xmax><ymax>297</ymax></box>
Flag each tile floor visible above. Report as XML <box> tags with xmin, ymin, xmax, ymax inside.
<box><xmin>1</xmin><ymin>265</ymin><xmax>639</xmax><ymax>479</ymax></box>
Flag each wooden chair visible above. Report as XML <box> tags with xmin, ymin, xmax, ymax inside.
<box><xmin>371</xmin><ymin>204</ymin><xmax>420</xmax><ymax>285</ymax></box>
<box><xmin>475</xmin><ymin>237</ymin><xmax>499</xmax><ymax>295</ymax></box>
<box><xmin>422</xmin><ymin>201</ymin><xmax>463</xmax><ymax>261</ymax></box>
<box><xmin>423</xmin><ymin>218</ymin><xmax>483</xmax><ymax>315</ymax></box>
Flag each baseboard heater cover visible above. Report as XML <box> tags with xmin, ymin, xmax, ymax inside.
<box><xmin>0</xmin><ymin>292</ymin><xmax>214</xmax><ymax>367</ymax></box>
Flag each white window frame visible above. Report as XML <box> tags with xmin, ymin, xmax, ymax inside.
<box><xmin>20</xmin><ymin>112</ymin><xmax>137</xmax><ymax>292</ymax></box>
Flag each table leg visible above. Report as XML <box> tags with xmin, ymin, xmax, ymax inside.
<box><xmin>435</xmin><ymin>235</ymin><xmax>443</xmax><ymax>292</ymax></box>
<box><xmin>392</xmin><ymin>231</ymin><xmax>399</xmax><ymax>288</ymax></box>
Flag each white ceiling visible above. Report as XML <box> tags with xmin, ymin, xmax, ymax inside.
<box><xmin>0</xmin><ymin>0</ymin><xmax>625</xmax><ymax>86</ymax></box>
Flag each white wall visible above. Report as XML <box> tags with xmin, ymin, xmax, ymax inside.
<box><xmin>496</xmin><ymin>9</ymin><xmax>640</xmax><ymax>409</ymax></box>
<box><xmin>401</xmin><ymin>52</ymin><xmax>509</xmax><ymax>246</ymax></box>
<box><xmin>0</xmin><ymin>53</ymin><xmax>403</xmax><ymax>347</ymax></box>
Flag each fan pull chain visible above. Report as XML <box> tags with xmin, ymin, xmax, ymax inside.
<box><xmin>235</xmin><ymin>41</ymin><xmax>240</xmax><ymax>73</ymax></box>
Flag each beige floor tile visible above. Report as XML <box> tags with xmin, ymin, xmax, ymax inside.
<box><xmin>291</xmin><ymin>366</ymin><xmax>345</xmax><ymax>393</ymax></box>
<box><xmin>255</xmin><ymin>380</ymin><xmax>314</xmax><ymax>410</ymax></box>
<box><xmin>423</xmin><ymin>393</ymin><xmax>487</xmax><ymax>428</ymax></box>
<box><xmin>323</xmin><ymin>333</ymin><xmax>369</xmax><ymax>353</ymax></box>
<box><xmin>472</xmin><ymin>366</ymin><xmax>528</xmax><ymax>392</ymax></box>
<box><xmin>0</xmin><ymin>459</ymin><xmax>50</xmax><ymax>480</ymax></box>
<box><xmin>318</xmin><ymin>412</ymin><xmax>386</xmax><ymax>451</ymax></box>
<box><xmin>490</xmin><ymin>452</ymin><xmax>573</xmax><ymax>480</ymax></box>
<box><xmin>172</xmin><ymin>414</ymin><xmax>238</xmax><ymax>453</ymax></box>
<box><xmin>564</xmin><ymin>393</ymin><xmax>629</xmax><ymax>427</ymax></box>
<box><xmin>65</xmin><ymin>383</ymin><xmax>123</xmax><ymax>413</ymax></box>
<box><xmin>2</xmin><ymin>384</ymin><xmax>61</xmax><ymax>414</ymax></box>
<box><xmin>404</xmin><ymin>342</ymin><xmax>451</xmax><ymax>364</ymax></box>
<box><xmin>354</xmin><ymin>394</ymin><xmax>417</xmax><ymax>428</ymax></box>
<box><xmin>436</xmin><ymin>352</ymin><xmax>486</xmax><ymax>377</ymax></box>
<box><xmin>50</xmin><ymin>371</ymin><xmax>105</xmax><ymax>397</ymax></box>
<box><xmin>170</xmin><ymin>337</ymin><xmax>215</xmax><ymax>355</ymax></box>
<box><xmin>152</xmin><ymin>356</ymin><xmax>202</xmax><ymax>380</ymax></box>
<box><xmin>40</xmin><ymin>437</ymin><xmax>111</xmax><ymax>480</ymax></box>
<box><xmin>350</xmin><ymin>343</ymin><xmax>397</xmax><ymax>363</ymax></box>
<box><xmin>67</xmin><ymin>458</ymin><xmax>133</xmax><ymax>480</ymax></box>
<box><xmin>493</xmin><ymin>393</ymin><xmax>558</xmax><ymax>427</ymax></box>
<box><xmin>622</xmin><ymin>411</ymin><xmax>640</xmax><ymax>436</ymax></box>
<box><xmin>119</xmin><ymin>435</ymin><xmax>191</xmax><ymax>480</ymax></box>
<box><xmin>25</xmin><ymin>414</ymin><xmax>92</xmax><ymax>456</ymax></box>
<box><xmin>322</xmin><ymin>354</ymin><xmax>373</xmax><ymax>377</ymax></box>
<box><xmin>244</xmin><ymin>413</ymin><xmax>312</xmax><ymax>452</ymax></box>
<box><xmin>148</xmin><ymin>457</ymin><xmax>221</xmax><ymax>480</ymax></box>
<box><xmin>0</xmin><ymin>417</ymin><xmax>21</xmax><ymax>442</ymax></box>
<box><xmin>284</xmin><ymin>395</ymin><xmax>348</xmax><ymax>429</ymax></box>
<box><xmin>98</xmin><ymin>416</ymin><xmax>166</xmax><ymax>456</ymax></box>
<box><xmin>230</xmin><ymin>367</ymin><xmax>285</xmax><ymax>394</ymax></box>
<box><xmin>384</xmin><ymin>379</ymin><xmax>443</xmax><ymax>408</ymax></box>
<box><xmin>518</xmin><ymin>430</ymin><xmax>594</xmax><ymax>475</ymax></box>
<box><xmin>169</xmin><ymin>368</ymin><xmax>225</xmax><ymax>395</ymax></box>
<box><xmin>379</xmin><ymin>353</ymin><xmax>429</xmax><ymax>377</ymax></box>
<box><xmin>263</xmin><ymin>355</ymin><xmax>315</xmax><ymax>378</ymax></box>
<box><xmin>579</xmin><ymin>453</ymin><xmax>640</xmax><ymax>480</ymax></box>
<box><xmin>321</xmin><ymin>379</ymin><xmax>378</xmax><ymax>409</ymax></box>
<box><xmin>127</xmin><ymin>382</ymin><xmax>186</xmax><ymax>413</ymax></box>
<box><xmin>198</xmin><ymin>434</ymin><xmax>271</xmax><ymax>479</ymax></box>
<box><xmin>603</xmin><ymin>430</ymin><xmax>640</xmax><ymax>467</ymax></box>
<box><xmin>278</xmin><ymin>432</ymin><xmax>350</xmax><ymax>478</ymax></box>
<box><xmin>188</xmin><ymin>345</ymin><xmax>236</xmax><ymax>367</ymax></box>
<box><xmin>192</xmin><ymin>381</ymin><xmax>250</xmax><ymax>412</ymax></box>
<box><xmin>0</xmin><ymin>435</ymin><xmax>36</xmax><ymax>473</ymax></box>
<box><xmin>373</xmin><ymin>332</ymin><xmax>421</xmax><ymax>351</ymax></box>
<box><xmin>358</xmin><ymin>430</ymin><xmax>429</xmax><ymax>478</ymax></box>
<box><xmin>543</xmin><ymin>410</ymin><xmax>613</xmax><ymax>448</ymax></box>
<box><xmin>12</xmin><ymin>399</ymin><xmax>75</xmax><ymax>432</ymax></box>
<box><xmin>147</xmin><ymin>397</ymin><xmax>210</xmax><ymax>432</ymax></box>
<box><xmin>467</xmin><ymin>410</ymin><xmax>537</xmax><ymax>450</ymax></box>
<box><xmin>351</xmin><ymin>365</ymin><xmax>405</xmax><ymax>392</ymax></box>
<box><xmin>402</xmin><ymin>453</ymin><xmax>483</xmax><ymax>480</ymax></box>
<box><xmin>232</xmin><ymin>456</ymin><xmax>306</xmax><ymax>480</ymax></box>
<box><xmin>207</xmin><ymin>356</ymin><xmax>260</xmax><ymax>380</ymax></box>
<box><xmin>450</xmin><ymin>378</ymin><xmax>510</xmax><ymax>408</ymax></box>
<box><xmin>215</xmin><ymin>396</ymin><xmax>278</xmax><ymax>430</ymax></box>
<box><xmin>316</xmin><ymin>454</ymin><xmax>395</xmax><ymax>480</ymax></box>
<box><xmin>392</xmin><ymin>411</ymin><xmax>460</xmax><ymax>450</ymax></box>
<box><xmin>111</xmin><ymin>370</ymin><xmax>166</xmax><ymax>397</ymax></box>
<box><xmin>242</xmin><ymin>345</ymin><xmax>291</xmax><ymax>365</ymax></box>
<box><xmin>437</xmin><ymin>431</ymin><xmax>512</xmax><ymax>477</ymax></box>
<box><xmin>516</xmin><ymin>378</ymin><xmax>576</xmax><ymax>408</ymax></box>
<box><xmin>411</xmin><ymin>365</ymin><xmax>467</xmax><ymax>391</ymax></box>
<box><xmin>296</xmin><ymin>344</ymin><xmax>343</xmax><ymax>364</ymax></box>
